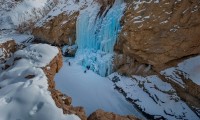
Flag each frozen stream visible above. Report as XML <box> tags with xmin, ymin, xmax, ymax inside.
<box><xmin>55</xmin><ymin>58</ymin><xmax>145</xmax><ymax>118</ymax></box>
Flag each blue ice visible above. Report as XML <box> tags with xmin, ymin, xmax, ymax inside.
<box><xmin>75</xmin><ymin>0</ymin><xmax>125</xmax><ymax>76</ymax></box>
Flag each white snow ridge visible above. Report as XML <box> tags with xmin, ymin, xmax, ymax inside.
<box><xmin>0</xmin><ymin>44</ymin><xmax>80</xmax><ymax>120</ymax></box>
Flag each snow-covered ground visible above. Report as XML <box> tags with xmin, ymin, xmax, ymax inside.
<box><xmin>108</xmin><ymin>73</ymin><xmax>199</xmax><ymax>119</ymax></box>
<box><xmin>161</xmin><ymin>56</ymin><xmax>200</xmax><ymax>87</ymax></box>
<box><xmin>0</xmin><ymin>0</ymin><xmax>56</xmax><ymax>30</ymax></box>
<box><xmin>0</xmin><ymin>43</ymin><xmax>80</xmax><ymax>120</ymax></box>
<box><xmin>0</xmin><ymin>33</ymin><xmax>33</xmax><ymax>44</ymax></box>
<box><xmin>55</xmin><ymin>57</ymin><xmax>145</xmax><ymax>119</ymax></box>
<box><xmin>35</xmin><ymin>0</ymin><xmax>97</xmax><ymax>27</ymax></box>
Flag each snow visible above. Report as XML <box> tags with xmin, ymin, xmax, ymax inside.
<box><xmin>14</xmin><ymin>44</ymin><xmax>58</xmax><ymax>68</ymax></box>
<box><xmin>0</xmin><ymin>33</ymin><xmax>34</xmax><ymax>44</ymax></box>
<box><xmin>35</xmin><ymin>0</ymin><xmax>93</xmax><ymax>27</ymax></box>
<box><xmin>108</xmin><ymin>73</ymin><xmax>199</xmax><ymax>120</ymax></box>
<box><xmin>161</xmin><ymin>56</ymin><xmax>200</xmax><ymax>86</ymax></box>
<box><xmin>55</xmin><ymin>58</ymin><xmax>145</xmax><ymax>119</ymax></box>
<box><xmin>0</xmin><ymin>44</ymin><xmax>80</xmax><ymax>120</ymax></box>
<box><xmin>0</xmin><ymin>0</ymin><xmax>55</xmax><ymax>30</ymax></box>
<box><xmin>133</xmin><ymin>0</ymin><xmax>153</xmax><ymax>10</ymax></box>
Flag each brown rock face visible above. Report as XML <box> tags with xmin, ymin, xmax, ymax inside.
<box><xmin>114</xmin><ymin>54</ymin><xmax>154</xmax><ymax>76</ymax></box>
<box><xmin>116</xmin><ymin>0</ymin><xmax>200</xmax><ymax>71</ymax></box>
<box><xmin>0</xmin><ymin>40</ymin><xmax>16</xmax><ymax>63</ymax></box>
<box><xmin>32</xmin><ymin>12</ymin><xmax>79</xmax><ymax>46</ymax></box>
<box><xmin>43</xmin><ymin>48</ymin><xmax>87</xmax><ymax>120</ymax></box>
<box><xmin>88</xmin><ymin>109</ymin><xmax>139</xmax><ymax>120</ymax></box>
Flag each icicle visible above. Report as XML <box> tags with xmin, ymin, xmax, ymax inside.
<box><xmin>75</xmin><ymin>0</ymin><xmax>125</xmax><ymax>77</ymax></box>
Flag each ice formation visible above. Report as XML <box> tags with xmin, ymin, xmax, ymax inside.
<box><xmin>75</xmin><ymin>0</ymin><xmax>125</xmax><ymax>76</ymax></box>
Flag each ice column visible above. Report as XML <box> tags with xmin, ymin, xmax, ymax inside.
<box><xmin>76</xmin><ymin>0</ymin><xmax>125</xmax><ymax>76</ymax></box>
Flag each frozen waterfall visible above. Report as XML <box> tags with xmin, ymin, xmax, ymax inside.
<box><xmin>75</xmin><ymin>0</ymin><xmax>125</xmax><ymax>76</ymax></box>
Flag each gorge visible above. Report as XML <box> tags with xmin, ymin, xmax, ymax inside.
<box><xmin>0</xmin><ymin>0</ymin><xmax>200</xmax><ymax>120</ymax></box>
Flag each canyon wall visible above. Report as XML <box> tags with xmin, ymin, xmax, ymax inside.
<box><xmin>115</xmin><ymin>0</ymin><xmax>200</xmax><ymax>115</ymax></box>
<box><xmin>115</xmin><ymin>0</ymin><xmax>200</xmax><ymax>71</ymax></box>
<box><xmin>33</xmin><ymin>0</ymin><xmax>200</xmax><ymax>73</ymax></box>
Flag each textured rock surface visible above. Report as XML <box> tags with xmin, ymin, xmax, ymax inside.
<box><xmin>0</xmin><ymin>40</ymin><xmax>16</xmax><ymax>63</ymax></box>
<box><xmin>33</xmin><ymin>12</ymin><xmax>79</xmax><ymax>46</ymax></box>
<box><xmin>88</xmin><ymin>109</ymin><xmax>139</xmax><ymax>120</ymax></box>
<box><xmin>115</xmin><ymin>0</ymin><xmax>200</xmax><ymax>71</ymax></box>
<box><xmin>43</xmin><ymin>49</ymin><xmax>87</xmax><ymax>120</ymax></box>
<box><xmin>159</xmin><ymin>73</ymin><xmax>200</xmax><ymax>109</ymax></box>
<box><xmin>113</xmin><ymin>53</ymin><xmax>154</xmax><ymax>76</ymax></box>
<box><xmin>114</xmin><ymin>0</ymin><xmax>200</xmax><ymax>117</ymax></box>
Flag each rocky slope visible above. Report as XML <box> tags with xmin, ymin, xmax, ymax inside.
<box><xmin>114</xmin><ymin>0</ymin><xmax>200</xmax><ymax>117</ymax></box>
<box><xmin>0</xmin><ymin>0</ymin><xmax>57</xmax><ymax>31</ymax></box>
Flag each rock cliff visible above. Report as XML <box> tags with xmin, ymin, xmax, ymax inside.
<box><xmin>114</xmin><ymin>0</ymin><xmax>200</xmax><ymax>115</ymax></box>
<box><xmin>43</xmin><ymin>48</ymin><xmax>88</xmax><ymax>120</ymax></box>
<box><xmin>115</xmin><ymin>0</ymin><xmax>200</xmax><ymax>71</ymax></box>
<box><xmin>33</xmin><ymin>12</ymin><xmax>79</xmax><ymax>46</ymax></box>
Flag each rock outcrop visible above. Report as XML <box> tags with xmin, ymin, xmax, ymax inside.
<box><xmin>113</xmin><ymin>54</ymin><xmax>154</xmax><ymax>76</ymax></box>
<box><xmin>33</xmin><ymin>12</ymin><xmax>79</xmax><ymax>46</ymax></box>
<box><xmin>88</xmin><ymin>109</ymin><xmax>139</xmax><ymax>120</ymax></box>
<box><xmin>0</xmin><ymin>40</ymin><xmax>16</xmax><ymax>63</ymax></box>
<box><xmin>115</xmin><ymin>0</ymin><xmax>200</xmax><ymax>71</ymax></box>
<box><xmin>43</xmin><ymin>48</ymin><xmax>87</xmax><ymax>120</ymax></box>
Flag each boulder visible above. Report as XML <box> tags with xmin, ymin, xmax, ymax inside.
<box><xmin>0</xmin><ymin>40</ymin><xmax>16</xmax><ymax>63</ymax></box>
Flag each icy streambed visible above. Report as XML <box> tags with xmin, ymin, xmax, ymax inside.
<box><xmin>55</xmin><ymin>58</ymin><xmax>145</xmax><ymax>119</ymax></box>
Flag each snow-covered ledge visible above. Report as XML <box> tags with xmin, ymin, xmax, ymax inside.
<box><xmin>0</xmin><ymin>44</ymin><xmax>80</xmax><ymax>120</ymax></box>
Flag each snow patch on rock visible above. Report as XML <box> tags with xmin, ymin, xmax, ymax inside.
<box><xmin>108</xmin><ymin>73</ymin><xmax>199</xmax><ymax>119</ymax></box>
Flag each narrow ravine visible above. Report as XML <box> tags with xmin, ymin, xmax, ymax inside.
<box><xmin>55</xmin><ymin>0</ymin><xmax>146</xmax><ymax>119</ymax></box>
<box><xmin>55</xmin><ymin>58</ymin><xmax>145</xmax><ymax>119</ymax></box>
